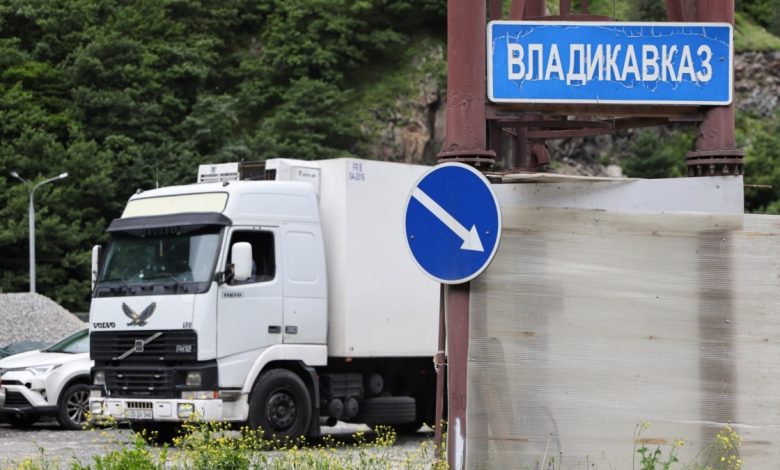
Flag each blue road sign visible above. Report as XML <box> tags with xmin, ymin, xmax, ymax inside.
<box><xmin>488</xmin><ymin>21</ymin><xmax>733</xmax><ymax>105</ymax></box>
<box><xmin>404</xmin><ymin>163</ymin><xmax>502</xmax><ymax>284</ymax></box>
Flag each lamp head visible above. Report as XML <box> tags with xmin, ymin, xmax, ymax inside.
<box><xmin>58</xmin><ymin>172</ymin><xmax>68</xmax><ymax>179</ymax></box>
<box><xmin>10</xmin><ymin>171</ymin><xmax>19</xmax><ymax>179</ymax></box>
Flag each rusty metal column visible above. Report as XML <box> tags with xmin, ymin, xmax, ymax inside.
<box><xmin>433</xmin><ymin>284</ymin><xmax>447</xmax><ymax>456</ymax></box>
<box><xmin>439</xmin><ymin>1</ymin><xmax>493</xmax><ymax>468</ymax></box>
<box><xmin>687</xmin><ymin>0</ymin><xmax>744</xmax><ymax>176</ymax></box>
<box><xmin>438</xmin><ymin>0</ymin><xmax>494</xmax><ymax>168</ymax></box>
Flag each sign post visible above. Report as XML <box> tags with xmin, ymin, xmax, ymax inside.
<box><xmin>404</xmin><ymin>162</ymin><xmax>502</xmax><ymax>467</ymax></box>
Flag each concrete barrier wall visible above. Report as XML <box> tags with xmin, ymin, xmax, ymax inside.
<box><xmin>467</xmin><ymin>208</ymin><xmax>780</xmax><ymax>468</ymax></box>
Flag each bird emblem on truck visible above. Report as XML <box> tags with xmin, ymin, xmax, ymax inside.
<box><xmin>122</xmin><ymin>302</ymin><xmax>156</xmax><ymax>327</ymax></box>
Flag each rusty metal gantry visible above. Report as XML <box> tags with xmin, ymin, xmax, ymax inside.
<box><xmin>439</xmin><ymin>0</ymin><xmax>743</xmax><ymax>176</ymax></box>
<box><xmin>436</xmin><ymin>0</ymin><xmax>742</xmax><ymax>468</ymax></box>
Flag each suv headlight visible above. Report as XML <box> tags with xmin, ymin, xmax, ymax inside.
<box><xmin>26</xmin><ymin>364</ymin><xmax>62</xmax><ymax>375</ymax></box>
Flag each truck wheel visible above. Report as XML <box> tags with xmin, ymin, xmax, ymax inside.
<box><xmin>248</xmin><ymin>369</ymin><xmax>311</xmax><ymax>440</ymax></box>
<box><xmin>57</xmin><ymin>383</ymin><xmax>90</xmax><ymax>430</ymax></box>
<box><xmin>395</xmin><ymin>392</ymin><xmax>435</xmax><ymax>434</ymax></box>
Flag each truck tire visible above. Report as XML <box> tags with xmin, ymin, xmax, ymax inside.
<box><xmin>395</xmin><ymin>391</ymin><xmax>436</xmax><ymax>434</ymax></box>
<box><xmin>248</xmin><ymin>369</ymin><xmax>311</xmax><ymax>440</ymax></box>
<box><xmin>57</xmin><ymin>383</ymin><xmax>90</xmax><ymax>430</ymax></box>
<box><xmin>358</xmin><ymin>396</ymin><xmax>416</xmax><ymax>426</ymax></box>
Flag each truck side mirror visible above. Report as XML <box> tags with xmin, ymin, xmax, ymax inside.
<box><xmin>91</xmin><ymin>245</ymin><xmax>102</xmax><ymax>290</ymax></box>
<box><xmin>232</xmin><ymin>242</ymin><xmax>253</xmax><ymax>282</ymax></box>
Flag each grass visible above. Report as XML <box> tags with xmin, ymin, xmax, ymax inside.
<box><xmin>0</xmin><ymin>418</ymin><xmax>745</xmax><ymax>470</ymax></box>
<box><xmin>3</xmin><ymin>418</ymin><xmax>448</xmax><ymax>470</ymax></box>
<box><xmin>735</xmin><ymin>12</ymin><xmax>780</xmax><ymax>52</ymax></box>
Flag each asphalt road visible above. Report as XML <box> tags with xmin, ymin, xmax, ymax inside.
<box><xmin>0</xmin><ymin>420</ymin><xmax>437</xmax><ymax>469</ymax></box>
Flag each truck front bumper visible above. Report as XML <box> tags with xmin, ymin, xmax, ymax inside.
<box><xmin>89</xmin><ymin>393</ymin><xmax>224</xmax><ymax>423</ymax></box>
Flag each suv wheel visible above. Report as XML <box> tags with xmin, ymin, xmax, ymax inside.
<box><xmin>57</xmin><ymin>383</ymin><xmax>90</xmax><ymax>430</ymax></box>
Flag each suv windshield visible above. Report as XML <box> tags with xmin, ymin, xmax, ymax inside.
<box><xmin>99</xmin><ymin>227</ymin><xmax>221</xmax><ymax>286</ymax></box>
<box><xmin>45</xmin><ymin>329</ymin><xmax>89</xmax><ymax>354</ymax></box>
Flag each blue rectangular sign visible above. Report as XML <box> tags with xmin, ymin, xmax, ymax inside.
<box><xmin>488</xmin><ymin>21</ymin><xmax>733</xmax><ymax>105</ymax></box>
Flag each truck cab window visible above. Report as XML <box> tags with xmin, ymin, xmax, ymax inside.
<box><xmin>99</xmin><ymin>228</ymin><xmax>220</xmax><ymax>286</ymax></box>
<box><xmin>227</xmin><ymin>231</ymin><xmax>275</xmax><ymax>284</ymax></box>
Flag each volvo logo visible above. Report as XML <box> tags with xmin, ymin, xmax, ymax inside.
<box><xmin>122</xmin><ymin>302</ymin><xmax>156</xmax><ymax>327</ymax></box>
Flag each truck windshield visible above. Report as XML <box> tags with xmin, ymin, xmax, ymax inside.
<box><xmin>98</xmin><ymin>227</ymin><xmax>221</xmax><ymax>286</ymax></box>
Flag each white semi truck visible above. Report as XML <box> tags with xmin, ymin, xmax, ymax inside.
<box><xmin>88</xmin><ymin>158</ymin><xmax>439</xmax><ymax>438</ymax></box>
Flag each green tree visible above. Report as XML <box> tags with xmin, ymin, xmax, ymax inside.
<box><xmin>0</xmin><ymin>0</ymin><xmax>446</xmax><ymax>311</ymax></box>
<box><xmin>250</xmin><ymin>78</ymin><xmax>363</xmax><ymax>160</ymax></box>
<box><xmin>621</xmin><ymin>128</ymin><xmax>690</xmax><ymax>179</ymax></box>
<box><xmin>739</xmin><ymin>110</ymin><xmax>780</xmax><ymax>213</ymax></box>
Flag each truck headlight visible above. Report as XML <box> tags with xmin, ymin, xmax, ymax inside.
<box><xmin>177</xmin><ymin>403</ymin><xmax>195</xmax><ymax>418</ymax></box>
<box><xmin>90</xmin><ymin>401</ymin><xmax>104</xmax><ymax>415</ymax></box>
<box><xmin>185</xmin><ymin>371</ymin><xmax>202</xmax><ymax>387</ymax></box>
<box><xmin>181</xmin><ymin>390</ymin><xmax>217</xmax><ymax>400</ymax></box>
<box><xmin>93</xmin><ymin>371</ymin><xmax>106</xmax><ymax>386</ymax></box>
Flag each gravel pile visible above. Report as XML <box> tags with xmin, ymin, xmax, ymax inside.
<box><xmin>0</xmin><ymin>293</ymin><xmax>85</xmax><ymax>346</ymax></box>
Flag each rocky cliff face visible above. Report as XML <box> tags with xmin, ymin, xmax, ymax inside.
<box><xmin>735</xmin><ymin>51</ymin><xmax>780</xmax><ymax>118</ymax></box>
<box><xmin>368</xmin><ymin>50</ymin><xmax>780</xmax><ymax>174</ymax></box>
<box><xmin>366</xmin><ymin>43</ymin><xmax>446</xmax><ymax>166</ymax></box>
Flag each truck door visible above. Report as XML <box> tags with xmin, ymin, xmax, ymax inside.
<box><xmin>216</xmin><ymin>228</ymin><xmax>282</xmax><ymax>384</ymax></box>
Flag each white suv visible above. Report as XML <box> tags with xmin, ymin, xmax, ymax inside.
<box><xmin>0</xmin><ymin>329</ymin><xmax>92</xmax><ymax>430</ymax></box>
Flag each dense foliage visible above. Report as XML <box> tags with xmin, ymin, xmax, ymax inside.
<box><xmin>0</xmin><ymin>0</ymin><xmax>777</xmax><ymax>311</ymax></box>
<box><xmin>0</xmin><ymin>0</ymin><xmax>445</xmax><ymax>311</ymax></box>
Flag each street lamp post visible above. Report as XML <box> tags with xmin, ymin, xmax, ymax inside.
<box><xmin>10</xmin><ymin>171</ymin><xmax>69</xmax><ymax>293</ymax></box>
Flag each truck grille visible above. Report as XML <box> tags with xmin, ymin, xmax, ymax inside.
<box><xmin>91</xmin><ymin>330</ymin><xmax>197</xmax><ymax>363</ymax></box>
<box><xmin>126</xmin><ymin>401</ymin><xmax>153</xmax><ymax>410</ymax></box>
<box><xmin>105</xmin><ymin>368</ymin><xmax>175</xmax><ymax>398</ymax></box>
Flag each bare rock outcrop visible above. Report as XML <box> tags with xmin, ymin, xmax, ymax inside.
<box><xmin>734</xmin><ymin>51</ymin><xmax>780</xmax><ymax>117</ymax></box>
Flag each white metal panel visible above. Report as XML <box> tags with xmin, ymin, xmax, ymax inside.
<box><xmin>90</xmin><ymin>295</ymin><xmax>195</xmax><ymax>331</ymax></box>
<box><xmin>468</xmin><ymin>209</ymin><xmax>780</xmax><ymax>468</ymax></box>
<box><xmin>314</xmin><ymin>160</ymin><xmax>350</xmax><ymax>356</ymax></box>
<box><xmin>466</xmin><ymin>176</ymin><xmax>761</xmax><ymax>467</ymax></box>
<box><xmin>282</xmin><ymin>227</ymin><xmax>327</xmax><ymax>345</ymax></box>
<box><xmin>192</xmin><ymin>288</ymin><xmax>218</xmax><ymax>360</ymax></box>
<box><xmin>216</xmin><ymin>227</ymin><xmax>284</xmax><ymax>388</ymax></box>
<box><xmin>197</xmin><ymin>162</ymin><xmax>239</xmax><ymax>183</ymax></box>
<box><xmin>317</xmin><ymin>159</ymin><xmax>439</xmax><ymax>357</ymax></box>
<box><xmin>265</xmin><ymin>159</ymin><xmax>322</xmax><ymax>197</ymax></box>
<box><xmin>495</xmin><ymin>175</ymin><xmax>744</xmax><ymax>214</ymax></box>
<box><xmin>235</xmin><ymin>192</ymin><xmax>317</xmax><ymax>223</ymax></box>
<box><xmin>238</xmin><ymin>344</ymin><xmax>329</xmax><ymax>394</ymax></box>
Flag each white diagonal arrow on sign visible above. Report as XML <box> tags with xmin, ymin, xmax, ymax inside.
<box><xmin>411</xmin><ymin>187</ymin><xmax>484</xmax><ymax>252</ymax></box>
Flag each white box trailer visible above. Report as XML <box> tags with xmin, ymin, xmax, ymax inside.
<box><xmin>267</xmin><ymin>159</ymin><xmax>439</xmax><ymax>357</ymax></box>
<box><xmin>88</xmin><ymin>158</ymin><xmax>440</xmax><ymax>439</ymax></box>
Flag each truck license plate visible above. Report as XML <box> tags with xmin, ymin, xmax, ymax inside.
<box><xmin>126</xmin><ymin>409</ymin><xmax>153</xmax><ymax>420</ymax></box>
